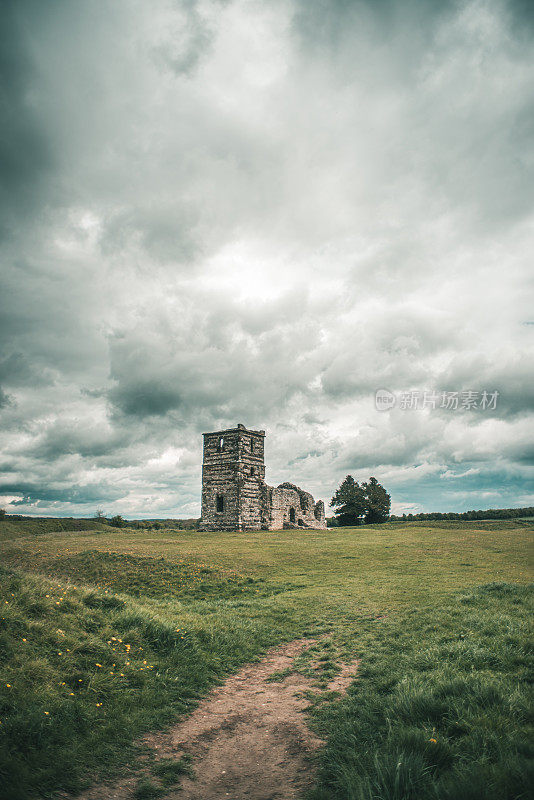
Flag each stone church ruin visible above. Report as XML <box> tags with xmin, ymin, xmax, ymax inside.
<box><xmin>200</xmin><ymin>424</ymin><xmax>326</xmax><ymax>531</ymax></box>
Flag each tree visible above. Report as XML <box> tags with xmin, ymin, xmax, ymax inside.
<box><xmin>0</xmin><ymin>509</ymin><xmax>5</xmax><ymax>519</ymax></box>
<box><xmin>94</xmin><ymin>509</ymin><xmax>106</xmax><ymax>521</ymax></box>
<box><xmin>361</xmin><ymin>476</ymin><xmax>391</xmax><ymax>523</ymax></box>
<box><xmin>109</xmin><ymin>514</ymin><xmax>125</xmax><ymax>528</ymax></box>
<box><xmin>331</xmin><ymin>475</ymin><xmax>391</xmax><ymax>526</ymax></box>
<box><xmin>330</xmin><ymin>475</ymin><xmax>366</xmax><ymax>526</ymax></box>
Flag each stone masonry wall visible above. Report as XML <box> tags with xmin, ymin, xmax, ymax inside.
<box><xmin>200</xmin><ymin>424</ymin><xmax>266</xmax><ymax>531</ymax></box>
<box><xmin>269</xmin><ymin>482</ymin><xmax>326</xmax><ymax>530</ymax></box>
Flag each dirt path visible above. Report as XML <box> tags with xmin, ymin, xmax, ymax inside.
<box><xmin>78</xmin><ymin>639</ymin><xmax>358</xmax><ymax>800</ymax></box>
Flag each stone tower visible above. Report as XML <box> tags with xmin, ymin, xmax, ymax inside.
<box><xmin>200</xmin><ymin>423</ymin><xmax>267</xmax><ymax>531</ymax></box>
<box><xmin>199</xmin><ymin>423</ymin><xmax>327</xmax><ymax>532</ymax></box>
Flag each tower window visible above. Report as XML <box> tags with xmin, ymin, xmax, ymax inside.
<box><xmin>250</xmin><ymin>466</ymin><xmax>255</xmax><ymax>476</ymax></box>
<box><xmin>289</xmin><ymin>507</ymin><xmax>296</xmax><ymax>523</ymax></box>
<box><xmin>216</xmin><ymin>494</ymin><xmax>224</xmax><ymax>512</ymax></box>
<box><xmin>218</xmin><ymin>437</ymin><xmax>225</xmax><ymax>451</ymax></box>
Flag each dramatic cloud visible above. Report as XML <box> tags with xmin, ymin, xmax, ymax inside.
<box><xmin>0</xmin><ymin>0</ymin><xmax>533</xmax><ymax>517</ymax></box>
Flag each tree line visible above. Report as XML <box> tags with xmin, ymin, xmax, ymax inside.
<box><xmin>2</xmin><ymin>501</ymin><xmax>530</xmax><ymax>530</ymax></box>
<box><xmin>389</xmin><ymin>507</ymin><xmax>534</xmax><ymax>522</ymax></box>
<box><xmin>93</xmin><ymin>511</ymin><xmax>200</xmax><ymax>530</ymax></box>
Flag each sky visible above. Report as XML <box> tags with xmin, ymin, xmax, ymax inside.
<box><xmin>0</xmin><ymin>0</ymin><xmax>533</xmax><ymax>519</ymax></box>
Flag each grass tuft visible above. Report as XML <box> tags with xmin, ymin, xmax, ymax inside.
<box><xmin>151</xmin><ymin>754</ymin><xmax>194</xmax><ymax>785</ymax></box>
<box><xmin>134</xmin><ymin>777</ymin><xmax>165</xmax><ymax>799</ymax></box>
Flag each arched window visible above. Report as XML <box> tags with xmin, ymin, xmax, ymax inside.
<box><xmin>216</xmin><ymin>494</ymin><xmax>224</xmax><ymax>512</ymax></box>
<box><xmin>218</xmin><ymin>437</ymin><xmax>225</xmax><ymax>451</ymax></box>
<box><xmin>250</xmin><ymin>466</ymin><xmax>255</xmax><ymax>476</ymax></box>
<box><xmin>289</xmin><ymin>507</ymin><xmax>296</xmax><ymax>523</ymax></box>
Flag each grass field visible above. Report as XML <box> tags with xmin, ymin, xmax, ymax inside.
<box><xmin>0</xmin><ymin>519</ymin><xmax>532</xmax><ymax>799</ymax></box>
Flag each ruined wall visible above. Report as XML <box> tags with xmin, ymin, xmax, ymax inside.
<box><xmin>269</xmin><ymin>482</ymin><xmax>326</xmax><ymax>530</ymax></box>
<box><xmin>240</xmin><ymin>478</ymin><xmax>271</xmax><ymax>530</ymax></box>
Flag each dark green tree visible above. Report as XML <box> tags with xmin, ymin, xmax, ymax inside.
<box><xmin>362</xmin><ymin>476</ymin><xmax>391</xmax><ymax>523</ymax></box>
<box><xmin>109</xmin><ymin>514</ymin><xmax>125</xmax><ymax>528</ymax></box>
<box><xmin>330</xmin><ymin>475</ymin><xmax>366</xmax><ymax>526</ymax></box>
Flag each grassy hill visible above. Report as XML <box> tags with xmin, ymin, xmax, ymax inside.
<box><xmin>0</xmin><ymin>519</ymin><xmax>532</xmax><ymax>799</ymax></box>
<box><xmin>0</xmin><ymin>517</ymin><xmax>109</xmax><ymax>538</ymax></box>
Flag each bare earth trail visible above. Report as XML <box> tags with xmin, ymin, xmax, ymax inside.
<box><xmin>78</xmin><ymin>639</ymin><xmax>359</xmax><ymax>800</ymax></box>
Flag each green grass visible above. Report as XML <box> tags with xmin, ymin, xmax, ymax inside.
<box><xmin>133</xmin><ymin>778</ymin><xmax>164</xmax><ymax>799</ymax></box>
<box><xmin>1</xmin><ymin>548</ymin><xmax>290</xmax><ymax>600</ymax></box>
<box><xmin>0</xmin><ymin>518</ymin><xmax>108</xmax><ymax>538</ymax></box>
<box><xmin>309</xmin><ymin>583</ymin><xmax>533</xmax><ymax>800</ymax></box>
<box><xmin>150</xmin><ymin>755</ymin><xmax>194</xmax><ymax>785</ymax></box>
<box><xmin>0</xmin><ymin>519</ymin><xmax>532</xmax><ymax>799</ymax></box>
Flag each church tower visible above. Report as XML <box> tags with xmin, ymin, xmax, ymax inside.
<box><xmin>199</xmin><ymin>423</ymin><xmax>267</xmax><ymax>531</ymax></box>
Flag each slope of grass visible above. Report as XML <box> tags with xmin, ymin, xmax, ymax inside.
<box><xmin>0</xmin><ymin>519</ymin><xmax>532</xmax><ymax>799</ymax></box>
<box><xmin>0</xmin><ymin>518</ymin><xmax>108</xmax><ymax>539</ymax></box>
<box><xmin>1</xmin><ymin>549</ymin><xmax>292</xmax><ymax>600</ymax></box>
<box><xmin>0</xmin><ymin>565</ymin><xmax>301</xmax><ymax>799</ymax></box>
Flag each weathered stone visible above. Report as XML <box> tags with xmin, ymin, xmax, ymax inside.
<box><xmin>199</xmin><ymin>424</ymin><xmax>326</xmax><ymax>531</ymax></box>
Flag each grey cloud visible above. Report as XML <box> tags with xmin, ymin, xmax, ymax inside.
<box><xmin>0</xmin><ymin>388</ymin><xmax>12</xmax><ymax>409</ymax></box>
<box><xmin>0</xmin><ymin>0</ymin><xmax>532</xmax><ymax>517</ymax></box>
<box><xmin>0</xmin><ymin>352</ymin><xmax>54</xmax><ymax>388</ymax></box>
<box><xmin>105</xmin><ymin>291</ymin><xmax>323</xmax><ymax>424</ymax></box>
<box><xmin>507</xmin><ymin>0</ymin><xmax>534</xmax><ymax>32</ymax></box>
<box><xmin>28</xmin><ymin>423</ymin><xmax>129</xmax><ymax>462</ymax></box>
<box><xmin>152</xmin><ymin>0</ymin><xmax>215</xmax><ymax>76</ymax></box>
<box><xmin>0</xmin><ymin>2</ymin><xmax>54</xmax><ymax>240</ymax></box>
<box><xmin>99</xmin><ymin>206</ymin><xmax>201</xmax><ymax>264</ymax></box>
<box><xmin>3</xmin><ymin>482</ymin><xmax>125</xmax><ymax>506</ymax></box>
<box><xmin>109</xmin><ymin>380</ymin><xmax>184</xmax><ymax>418</ymax></box>
<box><xmin>293</xmin><ymin>0</ymin><xmax>456</xmax><ymax>57</ymax></box>
<box><xmin>439</xmin><ymin>351</ymin><xmax>534</xmax><ymax>418</ymax></box>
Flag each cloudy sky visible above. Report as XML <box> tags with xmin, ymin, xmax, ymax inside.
<box><xmin>1</xmin><ymin>0</ymin><xmax>533</xmax><ymax>519</ymax></box>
